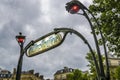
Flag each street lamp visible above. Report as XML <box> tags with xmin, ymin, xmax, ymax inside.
<box><xmin>15</xmin><ymin>32</ymin><xmax>26</xmax><ymax>80</ymax></box>
<box><xmin>14</xmin><ymin>1</ymin><xmax>110</xmax><ymax>80</ymax></box>
<box><xmin>65</xmin><ymin>0</ymin><xmax>109</xmax><ymax>80</ymax></box>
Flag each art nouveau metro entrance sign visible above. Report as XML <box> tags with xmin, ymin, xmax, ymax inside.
<box><xmin>26</xmin><ymin>32</ymin><xmax>63</xmax><ymax>57</ymax></box>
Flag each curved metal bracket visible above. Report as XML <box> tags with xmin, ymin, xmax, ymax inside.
<box><xmin>54</xmin><ymin>27</ymin><xmax>100</xmax><ymax>78</ymax></box>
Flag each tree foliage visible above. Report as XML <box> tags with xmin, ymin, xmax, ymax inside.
<box><xmin>89</xmin><ymin>0</ymin><xmax>120</xmax><ymax>55</ymax></box>
<box><xmin>85</xmin><ymin>51</ymin><xmax>105</xmax><ymax>80</ymax></box>
<box><xmin>86</xmin><ymin>51</ymin><xmax>98</xmax><ymax>80</ymax></box>
<box><xmin>115</xmin><ymin>66</ymin><xmax>120</xmax><ymax>80</ymax></box>
<box><xmin>66</xmin><ymin>69</ymin><xmax>89</xmax><ymax>80</ymax></box>
<box><xmin>67</xmin><ymin>73</ymin><xmax>74</xmax><ymax>80</ymax></box>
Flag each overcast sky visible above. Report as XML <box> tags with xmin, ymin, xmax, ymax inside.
<box><xmin>0</xmin><ymin>0</ymin><xmax>94</xmax><ymax>79</ymax></box>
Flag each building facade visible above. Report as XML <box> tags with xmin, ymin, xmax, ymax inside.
<box><xmin>108</xmin><ymin>57</ymin><xmax>120</xmax><ymax>80</ymax></box>
<box><xmin>54</xmin><ymin>67</ymin><xmax>74</xmax><ymax>80</ymax></box>
<box><xmin>108</xmin><ymin>57</ymin><xmax>120</xmax><ymax>67</ymax></box>
<box><xmin>0</xmin><ymin>69</ymin><xmax>12</xmax><ymax>80</ymax></box>
<box><xmin>0</xmin><ymin>68</ymin><xmax>44</xmax><ymax>80</ymax></box>
<box><xmin>11</xmin><ymin>68</ymin><xmax>44</xmax><ymax>80</ymax></box>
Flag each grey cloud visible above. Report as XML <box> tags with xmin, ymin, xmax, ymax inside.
<box><xmin>0</xmin><ymin>0</ymin><xmax>40</xmax><ymax>23</ymax></box>
<box><xmin>0</xmin><ymin>0</ymin><xmax>93</xmax><ymax>79</ymax></box>
<box><xmin>0</xmin><ymin>0</ymin><xmax>41</xmax><ymax>47</ymax></box>
<box><xmin>0</xmin><ymin>0</ymin><xmax>41</xmax><ymax>72</ymax></box>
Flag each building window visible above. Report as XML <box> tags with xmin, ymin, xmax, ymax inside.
<box><xmin>118</xmin><ymin>61</ymin><xmax>120</xmax><ymax>65</ymax></box>
<box><xmin>1</xmin><ymin>74</ymin><xmax>2</xmax><ymax>77</ymax></box>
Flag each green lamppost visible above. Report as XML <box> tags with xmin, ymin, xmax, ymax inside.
<box><xmin>65</xmin><ymin>0</ymin><xmax>110</xmax><ymax>80</ymax></box>
<box><xmin>15</xmin><ymin>32</ymin><xmax>26</xmax><ymax>80</ymax></box>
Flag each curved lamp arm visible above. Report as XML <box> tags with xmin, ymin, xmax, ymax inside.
<box><xmin>85</xmin><ymin>9</ymin><xmax>109</xmax><ymax>80</ymax></box>
<box><xmin>82</xmin><ymin>9</ymin><xmax>105</xmax><ymax>79</ymax></box>
<box><xmin>77</xmin><ymin>2</ymin><xmax>109</xmax><ymax>79</ymax></box>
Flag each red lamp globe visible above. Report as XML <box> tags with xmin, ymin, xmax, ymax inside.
<box><xmin>17</xmin><ymin>38</ymin><xmax>25</xmax><ymax>43</ymax></box>
<box><xmin>16</xmin><ymin>32</ymin><xmax>26</xmax><ymax>44</ymax></box>
<box><xmin>69</xmin><ymin>5</ymin><xmax>80</xmax><ymax>14</ymax></box>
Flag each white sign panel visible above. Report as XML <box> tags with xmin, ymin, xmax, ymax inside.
<box><xmin>26</xmin><ymin>33</ymin><xmax>62</xmax><ymax>57</ymax></box>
